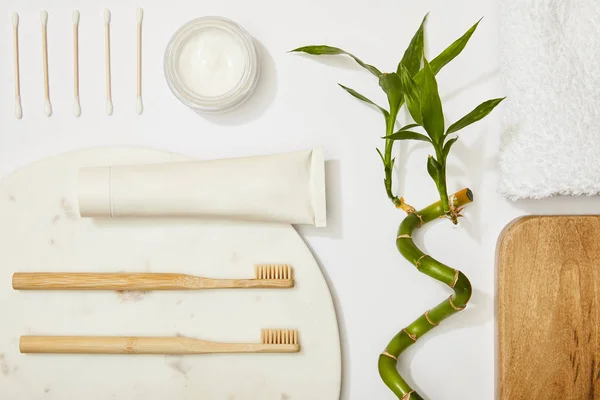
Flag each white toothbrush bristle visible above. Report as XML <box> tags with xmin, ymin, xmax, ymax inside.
<box><xmin>14</xmin><ymin>98</ymin><xmax>22</xmax><ymax>119</ymax></box>
<box><xmin>73</xmin><ymin>97</ymin><xmax>81</xmax><ymax>117</ymax></box>
<box><xmin>44</xmin><ymin>100</ymin><xmax>52</xmax><ymax>117</ymax></box>
<box><xmin>12</xmin><ymin>12</ymin><xmax>19</xmax><ymax>27</ymax></box>
<box><xmin>104</xmin><ymin>9</ymin><xmax>111</xmax><ymax>24</ymax></box>
<box><xmin>106</xmin><ymin>99</ymin><xmax>113</xmax><ymax>115</ymax></box>
<box><xmin>40</xmin><ymin>10</ymin><xmax>48</xmax><ymax>25</ymax></box>
<box><xmin>137</xmin><ymin>8</ymin><xmax>143</xmax><ymax>23</ymax></box>
<box><xmin>72</xmin><ymin>10</ymin><xmax>80</xmax><ymax>24</ymax></box>
<box><xmin>136</xmin><ymin>96</ymin><xmax>143</xmax><ymax>114</ymax></box>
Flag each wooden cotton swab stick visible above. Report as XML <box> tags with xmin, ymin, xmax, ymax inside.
<box><xmin>104</xmin><ymin>9</ymin><xmax>113</xmax><ymax>116</ymax></box>
<box><xmin>12</xmin><ymin>13</ymin><xmax>22</xmax><ymax>119</ymax></box>
<box><xmin>136</xmin><ymin>8</ymin><xmax>143</xmax><ymax>114</ymax></box>
<box><xmin>41</xmin><ymin>10</ymin><xmax>52</xmax><ymax>117</ymax></box>
<box><xmin>73</xmin><ymin>10</ymin><xmax>81</xmax><ymax>117</ymax></box>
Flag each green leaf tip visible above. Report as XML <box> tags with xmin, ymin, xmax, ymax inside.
<box><xmin>446</xmin><ymin>97</ymin><xmax>505</xmax><ymax>135</ymax></box>
<box><xmin>289</xmin><ymin>45</ymin><xmax>382</xmax><ymax>77</ymax></box>
<box><xmin>398</xmin><ymin>13</ymin><xmax>427</xmax><ymax>76</ymax></box>
<box><xmin>384</xmin><ymin>130</ymin><xmax>432</xmax><ymax>143</ymax></box>
<box><xmin>338</xmin><ymin>83</ymin><xmax>390</xmax><ymax>118</ymax></box>
<box><xmin>442</xmin><ymin>136</ymin><xmax>458</xmax><ymax>159</ymax></box>
<box><xmin>426</xmin><ymin>18</ymin><xmax>482</xmax><ymax>77</ymax></box>
<box><xmin>376</xmin><ymin>148</ymin><xmax>385</xmax><ymax>164</ymax></box>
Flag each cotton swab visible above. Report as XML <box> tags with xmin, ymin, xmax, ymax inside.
<box><xmin>136</xmin><ymin>8</ymin><xmax>143</xmax><ymax>114</ymax></box>
<box><xmin>104</xmin><ymin>9</ymin><xmax>113</xmax><ymax>116</ymax></box>
<box><xmin>73</xmin><ymin>10</ymin><xmax>81</xmax><ymax>117</ymax></box>
<box><xmin>41</xmin><ymin>10</ymin><xmax>52</xmax><ymax>117</ymax></box>
<box><xmin>12</xmin><ymin>13</ymin><xmax>22</xmax><ymax>119</ymax></box>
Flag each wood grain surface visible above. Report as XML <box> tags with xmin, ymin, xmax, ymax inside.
<box><xmin>498</xmin><ymin>216</ymin><xmax>600</xmax><ymax>400</ymax></box>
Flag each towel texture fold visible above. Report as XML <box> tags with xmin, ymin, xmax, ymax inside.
<box><xmin>499</xmin><ymin>0</ymin><xmax>600</xmax><ymax>199</ymax></box>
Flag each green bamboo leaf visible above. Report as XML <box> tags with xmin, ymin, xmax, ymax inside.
<box><xmin>413</xmin><ymin>19</ymin><xmax>481</xmax><ymax>86</ymax></box>
<box><xmin>446</xmin><ymin>97</ymin><xmax>505</xmax><ymax>134</ymax></box>
<box><xmin>400</xmin><ymin>123</ymin><xmax>420</xmax><ymax>130</ymax></box>
<box><xmin>290</xmin><ymin>45</ymin><xmax>382</xmax><ymax>77</ymax></box>
<box><xmin>338</xmin><ymin>84</ymin><xmax>390</xmax><ymax>118</ymax></box>
<box><xmin>379</xmin><ymin>73</ymin><xmax>403</xmax><ymax>118</ymax></box>
<box><xmin>427</xmin><ymin>155</ymin><xmax>443</xmax><ymax>185</ymax></box>
<box><xmin>443</xmin><ymin>136</ymin><xmax>458</xmax><ymax>159</ymax></box>
<box><xmin>384</xmin><ymin>130</ymin><xmax>431</xmax><ymax>143</ymax></box>
<box><xmin>420</xmin><ymin>59</ymin><xmax>444</xmax><ymax>143</ymax></box>
<box><xmin>398</xmin><ymin>14</ymin><xmax>427</xmax><ymax>76</ymax></box>
<box><xmin>376</xmin><ymin>148</ymin><xmax>385</xmax><ymax>164</ymax></box>
<box><xmin>430</xmin><ymin>19</ymin><xmax>481</xmax><ymax>75</ymax></box>
<box><xmin>398</xmin><ymin>66</ymin><xmax>422</xmax><ymax>125</ymax></box>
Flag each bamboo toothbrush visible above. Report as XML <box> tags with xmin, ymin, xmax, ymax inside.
<box><xmin>104</xmin><ymin>9</ymin><xmax>112</xmax><ymax>115</ymax></box>
<box><xmin>20</xmin><ymin>329</ymin><xmax>300</xmax><ymax>355</ymax></box>
<box><xmin>73</xmin><ymin>10</ymin><xmax>81</xmax><ymax>117</ymax></box>
<box><xmin>136</xmin><ymin>8</ymin><xmax>143</xmax><ymax>114</ymax></box>
<box><xmin>12</xmin><ymin>13</ymin><xmax>21</xmax><ymax>119</ymax></box>
<box><xmin>12</xmin><ymin>264</ymin><xmax>294</xmax><ymax>290</ymax></box>
<box><xmin>41</xmin><ymin>10</ymin><xmax>52</xmax><ymax>117</ymax></box>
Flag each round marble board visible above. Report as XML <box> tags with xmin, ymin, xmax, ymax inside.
<box><xmin>0</xmin><ymin>148</ymin><xmax>341</xmax><ymax>400</ymax></box>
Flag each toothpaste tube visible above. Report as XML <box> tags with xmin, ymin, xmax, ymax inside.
<box><xmin>78</xmin><ymin>148</ymin><xmax>326</xmax><ymax>227</ymax></box>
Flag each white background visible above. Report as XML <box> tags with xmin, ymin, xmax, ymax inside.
<box><xmin>1</xmin><ymin>0</ymin><xmax>599</xmax><ymax>399</ymax></box>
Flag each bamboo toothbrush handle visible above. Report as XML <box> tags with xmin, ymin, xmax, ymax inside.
<box><xmin>12</xmin><ymin>273</ymin><xmax>192</xmax><ymax>290</ymax></box>
<box><xmin>20</xmin><ymin>336</ymin><xmax>300</xmax><ymax>355</ymax></box>
<box><xmin>12</xmin><ymin>273</ymin><xmax>294</xmax><ymax>290</ymax></box>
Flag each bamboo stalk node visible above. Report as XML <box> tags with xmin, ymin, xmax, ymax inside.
<box><xmin>397</xmin><ymin>234</ymin><xmax>411</xmax><ymax>240</ymax></box>
<box><xmin>415</xmin><ymin>254</ymin><xmax>426</xmax><ymax>269</ymax></box>
<box><xmin>381</xmin><ymin>350</ymin><xmax>397</xmax><ymax>360</ymax></box>
<box><xmin>402</xmin><ymin>329</ymin><xmax>417</xmax><ymax>342</ymax></box>
<box><xmin>396</xmin><ymin>197</ymin><xmax>416</xmax><ymax>214</ymax></box>
<box><xmin>424</xmin><ymin>310</ymin><xmax>439</xmax><ymax>326</ymax></box>
<box><xmin>448</xmin><ymin>295</ymin><xmax>466</xmax><ymax>311</ymax></box>
<box><xmin>450</xmin><ymin>270</ymin><xmax>460</xmax><ymax>288</ymax></box>
<box><xmin>415</xmin><ymin>213</ymin><xmax>424</xmax><ymax>226</ymax></box>
<box><xmin>401</xmin><ymin>390</ymin><xmax>415</xmax><ymax>400</ymax></box>
<box><xmin>449</xmin><ymin>194</ymin><xmax>457</xmax><ymax>206</ymax></box>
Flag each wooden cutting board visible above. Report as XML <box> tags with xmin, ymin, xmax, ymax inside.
<box><xmin>498</xmin><ymin>216</ymin><xmax>600</xmax><ymax>400</ymax></box>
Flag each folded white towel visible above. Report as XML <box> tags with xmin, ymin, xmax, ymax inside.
<box><xmin>499</xmin><ymin>0</ymin><xmax>600</xmax><ymax>199</ymax></box>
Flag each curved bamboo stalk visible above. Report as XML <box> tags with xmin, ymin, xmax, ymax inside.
<box><xmin>378</xmin><ymin>188</ymin><xmax>473</xmax><ymax>399</ymax></box>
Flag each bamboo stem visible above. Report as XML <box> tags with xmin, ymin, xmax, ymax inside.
<box><xmin>378</xmin><ymin>188</ymin><xmax>473</xmax><ymax>399</ymax></box>
<box><xmin>105</xmin><ymin>24</ymin><xmax>111</xmax><ymax>99</ymax></box>
<box><xmin>13</xmin><ymin>15</ymin><xmax>20</xmax><ymax>99</ymax></box>
<box><xmin>12</xmin><ymin>13</ymin><xmax>22</xmax><ymax>119</ymax></box>
<box><xmin>42</xmin><ymin>21</ymin><xmax>49</xmax><ymax>101</ymax></box>
<box><xmin>137</xmin><ymin>13</ymin><xmax>142</xmax><ymax>97</ymax></box>
<box><xmin>73</xmin><ymin>24</ymin><xmax>79</xmax><ymax>97</ymax></box>
<box><xmin>104</xmin><ymin>9</ymin><xmax>112</xmax><ymax>115</ymax></box>
<box><xmin>136</xmin><ymin>8</ymin><xmax>143</xmax><ymax>114</ymax></box>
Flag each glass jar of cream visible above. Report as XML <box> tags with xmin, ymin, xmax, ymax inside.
<box><xmin>164</xmin><ymin>17</ymin><xmax>260</xmax><ymax>114</ymax></box>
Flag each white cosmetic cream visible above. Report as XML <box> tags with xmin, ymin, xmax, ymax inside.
<box><xmin>78</xmin><ymin>148</ymin><xmax>327</xmax><ymax>227</ymax></box>
<box><xmin>178</xmin><ymin>27</ymin><xmax>246</xmax><ymax>97</ymax></box>
<box><xmin>164</xmin><ymin>17</ymin><xmax>260</xmax><ymax>114</ymax></box>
